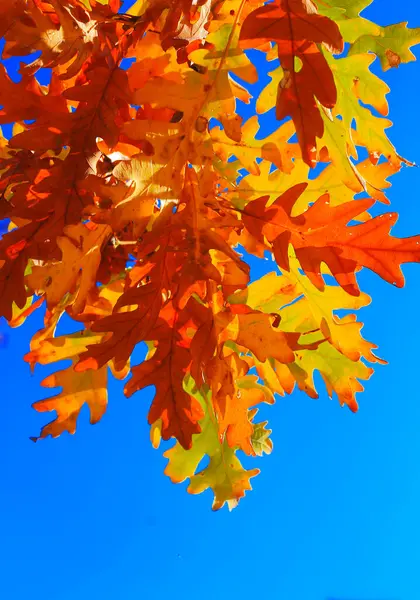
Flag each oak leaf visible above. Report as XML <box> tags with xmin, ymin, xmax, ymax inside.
<box><xmin>239</xmin><ymin>0</ymin><xmax>343</xmax><ymax>165</ymax></box>
<box><xmin>242</xmin><ymin>183</ymin><xmax>420</xmax><ymax>296</ymax></box>
<box><xmin>163</xmin><ymin>378</ymin><xmax>260</xmax><ymax>510</ymax></box>
<box><xmin>349</xmin><ymin>22</ymin><xmax>420</xmax><ymax>71</ymax></box>
<box><xmin>31</xmin><ymin>361</ymin><xmax>108</xmax><ymax>441</ymax></box>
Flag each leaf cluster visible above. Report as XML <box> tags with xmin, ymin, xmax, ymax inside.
<box><xmin>1</xmin><ymin>0</ymin><xmax>420</xmax><ymax>509</ymax></box>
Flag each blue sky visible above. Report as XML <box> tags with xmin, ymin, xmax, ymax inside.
<box><xmin>2</xmin><ymin>2</ymin><xmax>420</xmax><ymax>599</ymax></box>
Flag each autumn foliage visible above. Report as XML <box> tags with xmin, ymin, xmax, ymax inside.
<box><xmin>1</xmin><ymin>0</ymin><xmax>420</xmax><ymax>510</ymax></box>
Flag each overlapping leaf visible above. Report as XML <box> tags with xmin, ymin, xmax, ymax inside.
<box><xmin>239</xmin><ymin>0</ymin><xmax>344</xmax><ymax>165</ymax></box>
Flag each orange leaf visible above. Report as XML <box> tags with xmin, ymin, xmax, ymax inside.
<box><xmin>242</xmin><ymin>183</ymin><xmax>420</xmax><ymax>295</ymax></box>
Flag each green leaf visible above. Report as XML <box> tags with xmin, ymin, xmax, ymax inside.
<box><xmin>317</xmin><ymin>0</ymin><xmax>380</xmax><ymax>43</ymax></box>
<box><xmin>249</xmin><ymin>409</ymin><xmax>273</xmax><ymax>457</ymax></box>
<box><xmin>318</xmin><ymin>0</ymin><xmax>373</xmax><ymax>19</ymax></box>
<box><xmin>349</xmin><ymin>22</ymin><xmax>420</xmax><ymax>70</ymax></box>
<box><xmin>163</xmin><ymin>377</ymin><xmax>260</xmax><ymax>511</ymax></box>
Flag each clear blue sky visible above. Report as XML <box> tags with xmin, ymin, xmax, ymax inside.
<box><xmin>2</xmin><ymin>2</ymin><xmax>420</xmax><ymax>599</ymax></box>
